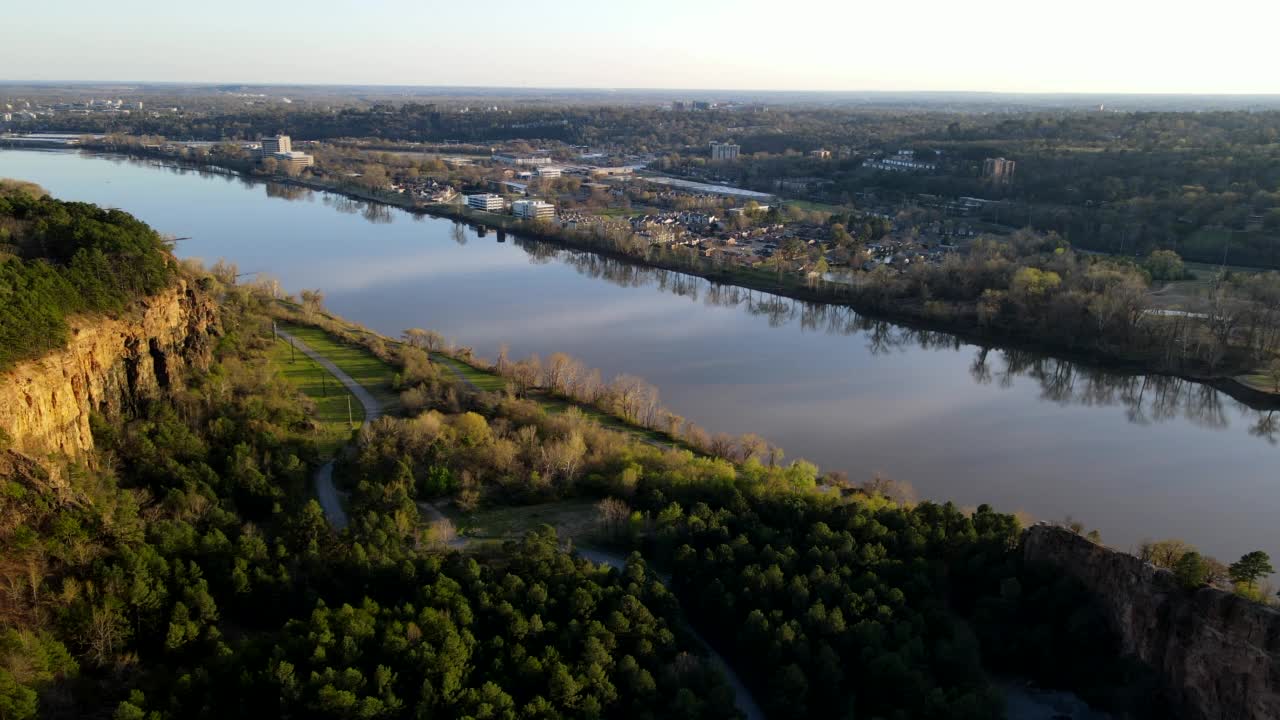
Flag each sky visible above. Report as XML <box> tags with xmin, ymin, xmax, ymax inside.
<box><xmin>4</xmin><ymin>0</ymin><xmax>1280</xmax><ymax>94</ymax></box>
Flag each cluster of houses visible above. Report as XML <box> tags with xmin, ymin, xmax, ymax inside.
<box><xmin>628</xmin><ymin>211</ymin><xmax>721</xmax><ymax>241</ymax></box>
<box><xmin>392</xmin><ymin>178</ymin><xmax>457</xmax><ymax>203</ymax></box>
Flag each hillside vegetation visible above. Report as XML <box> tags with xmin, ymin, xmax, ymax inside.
<box><xmin>0</xmin><ymin>196</ymin><xmax>1175</xmax><ymax>719</ymax></box>
<box><xmin>0</xmin><ymin>180</ymin><xmax>175</xmax><ymax>370</ymax></box>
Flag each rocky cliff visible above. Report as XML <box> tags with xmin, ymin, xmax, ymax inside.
<box><xmin>1022</xmin><ymin>524</ymin><xmax>1280</xmax><ymax>720</ymax></box>
<box><xmin>0</xmin><ymin>279</ymin><xmax>219</xmax><ymax>467</ymax></box>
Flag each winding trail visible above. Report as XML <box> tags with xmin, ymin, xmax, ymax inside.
<box><xmin>287</xmin><ymin>332</ymin><xmax>763</xmax><ymax>719</ymax></box>
<box><xmin>577</xmin><ymin>548</ymin><xmax>766</xmax><ymax>720</ymax></box>
<box><xmin>278</xmin><ymin>328</ymin><xmax>383</xmax><ymax>530</ymax></box>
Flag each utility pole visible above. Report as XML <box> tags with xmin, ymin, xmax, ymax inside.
<box><xmin>320</xmin><ymin>368</ymin><xmax>327</xmax><ymax>397</ymax></box>
<box><xmin>272</xmin><ymin>321</ymin><xmax>277</xmax><ymax>342</ymax></box>
<box><xmin>347</xmin><ymin>395</ymin><xmax>354</xmax><ymax>429</ymax></box>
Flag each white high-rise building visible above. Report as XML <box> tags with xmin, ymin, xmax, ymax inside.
<box><xmin>710</xmin><ymin>141</ymin><xmax>740</xmax><ymax>161</ymax></box>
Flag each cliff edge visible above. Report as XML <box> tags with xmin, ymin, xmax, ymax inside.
<box><xmin>1022</xmin><ymin>524</ymin><xmax>1280</xmax><ymax>720</ymax></box>
<box><xmin>0</xmin><ymin>279</ymin><xmax>218</xmax><ymax>467</ymax></box>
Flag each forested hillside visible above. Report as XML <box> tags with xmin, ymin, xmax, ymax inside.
<box><xmin>1</xmin><ymin>283</ymin><xmax>749</xmax><ymax>719</ymax></box>
<box><xmin>0</xmin><ymin>196</ymin><xmax>1160</xmax><ymax>719</ymax></box>
<box><xmin>0</xmin><ymin>181</ymin><xmax>175</xmax><ymax>370</ymax></box>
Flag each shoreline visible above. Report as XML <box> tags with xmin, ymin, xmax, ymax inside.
<box><xmin>16</xmin><ymin>143</ymin><xmax>1280</xmax><ymax>411</ymax></box>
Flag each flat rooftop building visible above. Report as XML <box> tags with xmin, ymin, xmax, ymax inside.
<box><xmin>271</xmin><ymin>151</ymin><xmax>313</xmax><ymax>171</ymax></box>
<box><xmin>512</xmin><ymin>199</ymin><xmax>555</xmax><ymax>221</ymax></box>
<box><xmin>467</xmin><ymin>193</ymin><xmax>505</xmax><ymax>212</ymax></box>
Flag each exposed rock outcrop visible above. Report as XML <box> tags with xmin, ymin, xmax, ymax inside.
<box><xmin>1022</xmin><ymin>524</ymin><xmax>1280</xmax><ymax>720</ymax></box>
<box><xmin>0</xmin><ymin>279</ymin><xmax>218</xmax><ymax>468</ymax></box>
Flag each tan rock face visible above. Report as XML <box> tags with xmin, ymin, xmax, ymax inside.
<box><xmin>1023</xmin><ymin>525</ymin><xmax>1280</xmax><ymax>720</ymax></box>
<box><xmin>0</xmin><ymin>279</ymin><xmax>218</xmax><ymax>464</ymax></box>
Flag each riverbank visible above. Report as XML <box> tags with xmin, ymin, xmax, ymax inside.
<box><xmin>84</xmin><ymin>144</ymin><xmax>1280</xmax><ymax>410</ymax></box>
<box><xmin>428</xmin><ymin>200</ymin><xmax>1280</xmax><ymax>409</ymax></box>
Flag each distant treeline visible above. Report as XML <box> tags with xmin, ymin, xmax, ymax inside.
<box><xmin>0</xmin><ymin>181</ymin><xmax>175</xmax><ymax>369</ymax></box>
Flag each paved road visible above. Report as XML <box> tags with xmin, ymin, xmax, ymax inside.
<box><xmin>277</xmin><ymin>328</ymin><xmax>384</xmax><ymax>530</ymax></box>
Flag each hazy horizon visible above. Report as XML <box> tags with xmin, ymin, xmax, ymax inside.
<box><xmin>5</xmin><ymin>0</ymin><xmax>1280</xmax><ymax>95</ymax></box>
<box><xmin>6</xmin><ymin>80</ymin><xmax>1280</xmax><ymax>99</ymax></box>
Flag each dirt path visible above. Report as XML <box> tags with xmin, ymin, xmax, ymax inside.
<box><xmin>278</xmin><ymin>328</ymin><xmax>384</xmax><ymax>530</ymax></box>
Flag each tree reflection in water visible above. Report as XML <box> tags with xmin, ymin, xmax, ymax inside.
<box><xmin>513</xmin><ymin>235</ymin><xmax>1278</xmax><ymax>440</ymax></box>
<box><xmin>67</xmin><ymin>159</ymin><xmax>1280</xmax><ymax>443</ymax></box>
<box><xmin>265</xmin><ymin>182</ymin><xmax>314</xmax><ymax>202</ymax></box>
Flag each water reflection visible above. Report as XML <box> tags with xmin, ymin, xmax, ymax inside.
<box><xmin>509</xmin><ymin>236</ymin><xmax>1279</xmax><ymax>438</ymax></box>
<box><xmin>322</xmin><ymin>194</ymin><xmax>394</xmax><ymax>223</ymax></box>
<box><xmin>265</xmin><ymin>182</ymin><xmax>314</xmax><ymax>202</ymax></box>
<box><xmin>54</xmin><ymin>151</ymin><xmax>1280</xmax><ymax>442</ymax></box>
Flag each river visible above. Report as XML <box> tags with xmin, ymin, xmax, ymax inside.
<box><xmin>3</xmin><ymin>148</ymin><xmax>1278</xmax><ymax>572</ymax></box>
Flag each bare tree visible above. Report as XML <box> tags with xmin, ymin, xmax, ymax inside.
<box><xmin>738</xmin><ymin>433</ymin><xmax>768</xmax><ymax>463</ymax></box>
<box><xmin>300</xmin><ymin>289</ymin><xmax>325</xmax><ymax>316</ymax></box>
<box><xmin>544</xmin><ymin>352</ymin><xmax>580</xmax><ymax>395</ymax></box>
<box><xmin>402</xmin><ymin>328</ymin><xmax>432</xmax><ymax>349</ymax></box>
<box><xmin>597</xmin><ymin>497</ymin><xmax>632</xmax><ymax>539</ymax></box>
<box><xmin>510</xmin><ymin>355</ymin><xmax>543</xmax><ymax>397</ymax></box>
<box><xmin>210</xmin><ymin>259</ymin><xmax>239</xmax><ymax>285</ymax></box>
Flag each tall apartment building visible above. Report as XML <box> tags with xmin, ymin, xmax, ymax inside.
<box><xmin>466</xmin><ymin>193</ymin><xmax>505</xmax><ymax>212</ymax></box>
<box><xmin>710</xmin><ymin>141</ymin><xmax>740</xmax><ymax>161</ymax></box>
<box><xmin>512</xmin><ymin>199</ymin><xmax>556</xmax><ymax>220</ymax></box>
<box><xmin>261</xmin><ymin>135</ymin><xmax>292</xmax><ymax>155</ymax></box>
<box><xmin>983</xmin><ymin>157</ymin><xmax>1016</xmax><ymax>183</ymax></box>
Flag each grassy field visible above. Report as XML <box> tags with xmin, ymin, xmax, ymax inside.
<box><xmin>1236</xmin><ymin>370</ymin><xmax>1280</xmax><ymax>395</ymax></box>
<box><xmin>431</xmin><ymin>353</ymin><xmax>507</xmax><ymax>392</ymax></box>
<box><xmin>428</xmin><ymin>350</ymin><xmax>687</xmax><ymax>449</ymax></box>
<box><xmin>1149</xmin><ymin>260</ymin><xmax>1263</xmax><ymax>309</ymax></box>
<box><xmin>536</xmin><ymin>394</ymin><xmax>678</xmax><ymax>447</ymax></box>
<box><xmin>281</xmin><ymin>316</ymin><xmax>695</xmax><ymax>453</ymax></box>
<box><xmin>266</xmin><ymin>337</ymin><xmax>361</xmax><ymax>456</ymax></box>
<box><xmin>279</xmin><ymin>323</ymin><xmax>402</xmax><ymax>410</ymax></box>
<box><xmin>441</xmin><ymin>498</ymin><xmax>601</xmax><ymax>542</ymax></box>
<box><xmin>786</xmin><ymin>198</ymin><xmax>856</xmax><ymax>214</ymax></box>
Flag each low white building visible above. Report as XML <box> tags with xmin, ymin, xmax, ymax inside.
<box><xmin>467</xmin><ymin>193</ymin><xmax>505</xmax><ymax>212</ymax></box>
<box><xmin>511</xmin><ymin>199</ymin><xmax>555</xmax><ymax>220</ymax></box>
<box><xmin>493</xmin><ymin>153</ymin><xmax>553</xmax><ymax>167</ymax></box>
<box><xmin>271</xmin><ymin>151</ymin><xmax>314</xmax><ymax>171</ymax></box>
<box><xmin>536</xmin><ymin>166</ymin><xmax>562</xmax><ymax>178</ymax></box>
